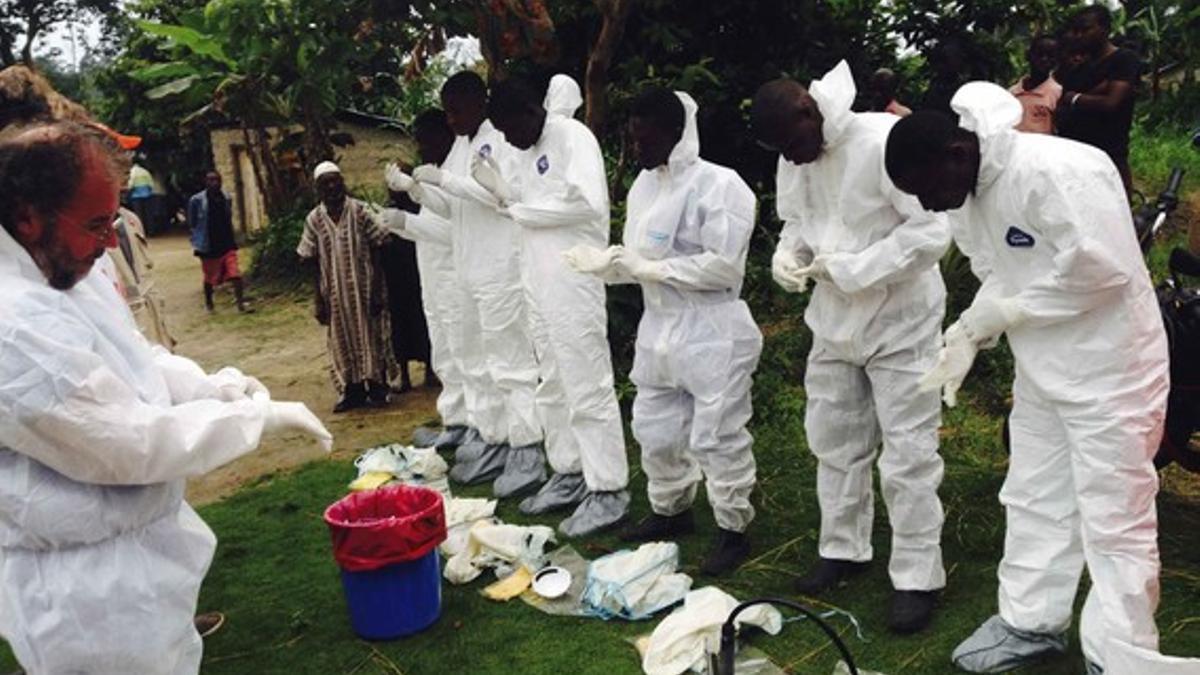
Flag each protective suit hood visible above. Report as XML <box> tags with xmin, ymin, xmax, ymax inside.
<box><xmin>544</xmin><ymin>74</ymin><xmax>583</xmax><ymax>119</ymax></box>
<box><xmin>951</xmin><ymin>81</ymin><xmax>1022</xmax><ymax>189</ymax></box>
<box><xmin>666</xmin><ymin>91</ymin><xmax>700</xmax><ymax>170</ymax></box>
<box><xmin>809</xmin><ymin>60</ymin><xmax>856</xmax><ymax>149</ymax></box>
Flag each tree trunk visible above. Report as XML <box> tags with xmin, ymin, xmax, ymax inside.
<box><xmin>20</xmin><ymin>11</ymin><xmax>41</xmax><ymax>65</ymax></box>
<box><xmin>0</xmin><ymin>29</ymin><xmax>16</xmax><ymax>66</ymax></box>
<box><xmin>476</xmin><ymin>5</ymin><xmax>506</xmax><ymax>83</ymax></box>
<box><xmin>240</xmin><ymin>126</ymin><xmax>272</xmax><ymax>215</ymax></box>
<box><xmin>255</xmin><ymin>127</ymin><xmax>286</xmax><ymax>210</ymax></box>
<box><xmin>585</xmin><ymin>0</ymin><xmax>634</xmax><ymax>134</ymax></box>
<box><xmin>301</xmin><ymin>102</ymin><xmax>334</xmax><ymax>178</ymax></box>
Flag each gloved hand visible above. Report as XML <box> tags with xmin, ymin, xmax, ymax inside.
<box><xmin>471</xmin><ymin>153</ymin><xmax>515</xmax><ymax>205</ymax></box>
<box><xmin>771</xmin><ymin>248</ymin><xmax>810</xmax><ymax>293</ymax></box>
<box><xmin>412</xmin><ymin>164</ymin><xmax>445</xmax><ymax>186</ymax></box>
<box><xmin>918</xmin><ymin>323</ymin><xmax>979</xmax><ymax>407</ymax></box>
<box><xmin>959</xmin><ymin>295</ymin><xmax>1026</xmax><ymax>345</ymax></box>
<box><xmin>208</xmin><ymin>367</ymin><xmax>270</xmax><ymax>402</ymax></box>
<box><xmin>263</xmin><ymin>401</ymin><xmax>333</xmax><ymax>452</ymax></box>
<box><xmin>385</xmin><ymin>162</ymin><xmax>415</xmax><ymax>192</ymax></box>
<box><xmin>563</xmin><ymin>244</ymin><xmax>620</xmax><ymax>275</ymax></box>
<box><xmin>612</xmin><ymin>247</ymin><xmax>668</xmax><ymax>283</ymax></box>
<box><xmin>378</xmin><ymin>206</ymin><xmax>407</xmax><ymax>232</ymax></box>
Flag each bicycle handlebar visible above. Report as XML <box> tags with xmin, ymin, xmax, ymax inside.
<box><xmin>1166</xmin><ymin>168</ymin><xmax>1185</xmax><ymax>198</ymax></box>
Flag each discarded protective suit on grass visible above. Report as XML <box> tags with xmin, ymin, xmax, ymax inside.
<box><xmin>440</xmin><ymin>497</ymin><xmax>498</xmax><ymax>558</ymax></box>
<box><xmin>582</xmin><ymin>542</ymin><xmax>693</xmax><ymax>620</ymax></box>
<box><xmin>497</xmin><ymin>74</ymin><xmax>630</xmax><ymax>535</ymax></box>
<box><xmin>350</xmin><ymin>443</ymin><xmax>450</xmax><ymax>496</ymax></box>
<box><xmin>773</xmin><ymin>61</ymin><xmax>950</xmax><ymax>591</ymax></box>
<box><xmin>575</xmin><ymin>91</ymin><xmax>762</xmax><ymax>534</ymax></box>
<box><xmin>642</xmin><ymin>586</ymin><xmax>783</xmax><ymax>675</ymax></box>
<box><xmin>933</xmin><ymin>82</ymin><xmax>1169</xmax><ymax>671</ymax></box>
<box><xmin>0</xmin><ymin>226</ymin><xmax>330</xmax><ymax>675</ymax></box>
<box><xmin>443</xmin><ymin>521</ymin><xmax>556</xmax><ymax>585</ymax></box>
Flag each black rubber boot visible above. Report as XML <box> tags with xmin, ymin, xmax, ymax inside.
<box><xmin>888</xmin><ymin>589</ymin><xmax>939</xmax><ymax>634</ymax></box>
<box><xmin>793</xmin><ymin>557</ymin><xmax>870</xmax><ymax>595</ymax></box>
<box><xmin>699</xmin><ymin>529</ymin><xmax>750</xmax><ymax>577</ymax></box>
<box><xmin>333</xmin><ymin>383</ymin><xmax>367</xmax><ymax>413</ymax></box>
<box><xmin>618</xmin><ymin>510</ymin><xmax>695</xmax><ymax>543</ymax></box>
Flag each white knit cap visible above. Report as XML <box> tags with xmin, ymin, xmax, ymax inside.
<box><xmin>313</xmin><ymin>160</ymin><xmax>341</xmax><ymax>180</ymax></box>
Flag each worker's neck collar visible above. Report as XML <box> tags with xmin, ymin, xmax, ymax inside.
<box><xmin>0</xmin><ymin>224</ymin><xmax>47</xmax><ymax>285</ymax></box>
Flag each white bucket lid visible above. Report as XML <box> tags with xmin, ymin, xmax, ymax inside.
<box><xmin>531</xmin><ymin>566</ymin><xmax>572</xmax><ymax>599</ymax></box>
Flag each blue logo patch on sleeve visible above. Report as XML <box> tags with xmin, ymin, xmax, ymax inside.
<box><xmin>537</xmin><ymin>155</ymin><xmax>550</xmax><ymax>175</ymax></box>
<box><xmin>1005</xmin><ymin>226</ymin><xmax>1035</xmax><ymax>248</ymax></box>
<box><xmin>479</xmin><ymin>143</ymin><xmax>492</xmax><ymax>158</ymax></box>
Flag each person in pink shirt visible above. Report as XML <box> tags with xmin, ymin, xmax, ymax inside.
<box><xmin>1009</xmin><ymin>35</ymin><xmax>1062</xmax><ymax>134</ymax></box>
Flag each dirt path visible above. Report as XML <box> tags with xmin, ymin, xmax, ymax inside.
<box><xmin>150</xmin><ymin>233</ymin><xmax>439</xmax><ymax>505</ymax></box>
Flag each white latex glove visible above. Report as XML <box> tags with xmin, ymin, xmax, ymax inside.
<box><xmin>959</xmin><ymin>295</ymin><xmax>1027</xmax><ymax>344</ymax></box>
<box><xmin>208</xmin><ymin>367</ymin><xmax>269</xmax><ymax>402</ymax></box>
<box><xmin>378</xmin><ymin>206</ymin><xmax>407</xmax><ymax>232</ymax></box>
<box><xmin>264</xmin><ymin>401</ymin><xmax>333</xmax><ymax>453</ymax></box>
<box><xmin>918</xmin><ymin>323</ymin><xmax>979</xmax><ymax>407</ymax></box>
<box><xmin>563</xmin><ymin>244</ymin><xmax>620</xmax><ymax>274</ymax></box>
<box><xmin>385</xmin><ymin>162</ymin><xmax>415</xmax><ymax>192</ymax></box>
<box><xmin>795</xmin><ymin>255</ymin><xmax>832</xmax><ymax>284</ymax></box>
<box><xmin>412</xmin><ymin>164</ymin><xmax>445</xmax><ymax>186</ymax></box>
<box><xmin>470</xmin><ymin>153</ymin><xmax>515</xmax><ymax>205</ymax></box>
<box><xmin>771</xmin><ymin>248</ymin><xmax>809</xmax><ymax>293</ymax></box>
<box><xmin>613</xmin><ymin>248</ymin><xmax>668</xmax><ymax>283</ymax></box>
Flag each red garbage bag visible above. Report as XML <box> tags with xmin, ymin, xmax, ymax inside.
<box><xmin>324</xmin><ymin>485</ymin><xmax>447</xmax><ymax>572</ymax></box>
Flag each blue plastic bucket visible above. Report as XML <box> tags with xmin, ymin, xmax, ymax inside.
<box><xmin>338</xmin><ymin>548</ymin><xmax>442</xmax><ymax>640</ymax></box>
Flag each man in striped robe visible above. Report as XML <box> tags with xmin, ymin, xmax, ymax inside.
<box><xmin>298</xmin><ymin>161</ymin><xmax>393</xmax><ymax>412</ymax></box>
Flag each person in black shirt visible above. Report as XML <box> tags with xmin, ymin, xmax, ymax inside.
<box><xmin>1056</xmin><ymin>5</ymin><xmax>1141</xmax><ymax>196</ymax></box>
<box><xmin>381</xmin><ymin>190</ymin><xmax>433</xmax><ymax>393</ymax></box>
<box><xmin>187</xmin><ymin>171</ymin><xmax>253</xmax><ymax>313</ymax></box>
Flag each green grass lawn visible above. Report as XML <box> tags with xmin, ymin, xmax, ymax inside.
<box><xmin>5</xmin><ymin>365</ymin><xmax>1196</xmax><ymax>674</ymax></box>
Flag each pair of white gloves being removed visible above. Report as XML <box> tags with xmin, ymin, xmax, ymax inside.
<box><xmin>770</xmin><ymin>248</ymin><xmax>832</xmax><ymax>293</ymax></box>
<box><xmin>770</xmin><ymin>249</ymin><xmax>1027</xmax><ymax>408</ymax></box>
<box><xmin>210</xmin><ymin>366</ymin><xmax>333</xmax><ymax>452</ymax></box>
<box><xmin>562</xmin><ymin>244</ymin><xmax>670</xmax><ymax>283</ymax></box>
<box><xmin>920</xmin><ymin>295</ymin><xmax>1026</xmax><ymax>407</ymax></box>
<box><xmin>383</xmin><ymin>152</ymin><xmax>514</xmax><ymax>222</ymax></box>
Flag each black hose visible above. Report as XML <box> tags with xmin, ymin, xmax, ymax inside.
<box><xmin>718</xmin><ymin>597</ymin><xmax>858</xmax><ymax>675</ymax></box>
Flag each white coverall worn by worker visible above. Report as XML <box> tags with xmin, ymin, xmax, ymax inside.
<box><xmin>593</xmin><ymin>92</ymin><xmax>762</xmax><ymax>534</ymax></box>
<box><xmin>937</xmin><ymin>83</ymin><xmax>1169</xmax><ymax>673</ymax></box>
<box><xmin>382</xmin><ymin>200</ymin><xmax>471</xmax><ymax>443</ymax></box>
<box><xmin>421</xmin><ymin>120</ymin><xmax>546</xmax><ymax>497</ymax></box>
<box><xmin>774</xmin><ymin>62</ymin><xmax>950</xmax><ymax>592</ymax></box>
<box><xmin>0</xmin><ymin>228</ymin><xmax>330</xmax><ymax>674</ymax></box>
<box><xmin>497</xmin><ymin>75</ymin><xmax>630</xmax><ymax>537</ymax></box>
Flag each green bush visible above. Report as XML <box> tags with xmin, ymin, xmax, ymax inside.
<box><xmin>249</xmin><ymin>206</ymin><xmax>311</xmax><ymax>286</ymax></box>
<box><xmin>1130</xmin><ymin>124</ymin><xmax>1200</xmax><ymax>198</ymax></box>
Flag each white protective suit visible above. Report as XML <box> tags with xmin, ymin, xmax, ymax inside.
<box><xmin>642</xmin><ymin>586</ymin><xmax>783</xmax><ymax>675</ymax></box>
<box><xmin>0</xmin><ymin>227</ymin><xmax>292</xmax><ymax>674</ymax></box>
<box><xmin>774</xmin><ymin>61</ymin><xmax>950</xmax><ymax>590</ymax></box>
<box><xmin>384</xmin><ymin>201</ymin><xmax>470</xmax><ymax>431</ymax></box>
<box><xmin>503</xmin><ymin>75</ymin><xmax>628</xmax><ymax>492</ymax></box>
<box><xmin>434</xmin><ymin>121</ymin><xmax>542</xmax><ymax>449</ymax></box>
<box><xmin>946</xmin><ymin>82</ymin><xmax>1169</xmax><ymax>667</ymax></box>
<box><xmin>608</xmin><ymin>92</ymin><xmax>762</xmax><ymax>532</ymax></box>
